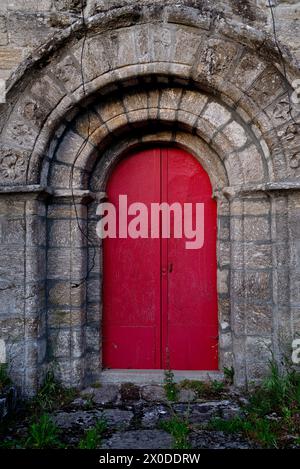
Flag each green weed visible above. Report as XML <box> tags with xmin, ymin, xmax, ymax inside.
<box><xmin>161</xmin><ymin>416</ymin><xmax>191</xmax><ymax>449</ymax></box>
<box><xmin>78</xmin><ymin>419</ymin><xmax>107</xmax><ymax>449</ymax></box>
<box><xmin>25</xmin><ymin>413</ymin><xmax>63</xmax><ymax>449</ymax></box>
<box><xmin>164</xmin><ymin>370</ymin><xmax>179</xmax><ymax>402</ymax></box>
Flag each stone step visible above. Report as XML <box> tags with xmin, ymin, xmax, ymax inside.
<box><xmin>102</xmin><ymin>429</ymin><xmax>173</xmax><ymax>449</ymax></box>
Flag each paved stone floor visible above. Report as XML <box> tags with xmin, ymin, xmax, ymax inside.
<box><xmin>47</xmin><ymin>384</ymin><xmax>254</xmax><ymax>449</ymax></box>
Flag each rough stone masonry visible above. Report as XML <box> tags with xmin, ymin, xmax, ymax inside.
<box><xmin>0</xmin><ymin>0</ymin><xmax>299</xmax><ymax>396</ymax></box>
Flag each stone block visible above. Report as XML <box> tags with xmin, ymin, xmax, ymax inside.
<box><xmin>202</xmin><ymin>102</ymin><xmax>231</xmax><ymax>129</ymax></box>
<box><xmin>230</xmin><ymin>52</ymin><xmax>266</xmax><ymax>90</ymax></box>
<box><xmin>102</xmin><ymin>429</ymin><xmax>172</xmax><ymax>449</ymax></box>
<box><xmin>30</xmin><ymin>75</ymin><xmax>66</xmax><ymax>114</ymax></box>
<box><xmin>222</xmin><ymin>121</ymin><xmax>248</xmax><ymax>149</ymax></box>
<box><xmin>247</xmin><ymin>67</ymin><xmax>286</xmax><ymax>109</ymax></box>
<box><xmin>47</xmin><ymin>247</ymin><xmax>87</xmax><ymax>280</ymax></box>
<box><xmin>231</xmin><ymin>216</ymin><xmax>270</xmax><ymax>242</ymax></box>
<box><xmin>232</xmin><ymin>270</ymin><xmax>272</xmax><ymax>301</ymax></box>
<box><xmin>238</xmin><ymin>145</ymin><xmax>264</xmax><ymax>183</ymax></box>
<box><xmin>0</xmin><ymin>15</ymin><xmax>7</xmax><ymax>45</ymax></box>
<box><xmin>246</xmin><ymin>337</ymin><xmax>272</xmax><ymax>363</ymax></box>
<box><xmin>114</xmin><ymin>28</ymin><xmax>137</xmax><ymax>68</ymax></box>
<box><xmin>55</xmin><ymin>357</ymin><xmax>84</xmax><ymax>387</ymax></box>
<box><xmin>8</xmin><ymin>12</ymin><xmax>54</xmax><ymax>48</ymax></box>
<box><xmin>85</xmin><ymin>325</ymin><xmax>100</xmax><ymax>354</ymax></box>
<box><xmin>73</xmin><ymin>35</ymin><xmax>111</xmax><ymax>82</ymax></box>
<box><xmin>173</xmin><ymin>27</ymin><xmax>204</xmax><ymax>65</ymax></box>
<box><xmin>195</xmin><ymin>38</ymin><xmax>239</xmax><ymax>81</ymax></box>
<box><xmin>290</xmin><ymin>270</ymin><xmax>300</xmax><ymax>305</ymax></box>
<box><xmin>6</xmin><ymin>0</ymin><xmax>52</xmax><ymax>11</ymax></box>
<box><xmin>54</xmin><ymin>130</ymin><xmax>85</xmax><ymax>165</ymax></box>
<box><xmin>48</xmin><ymin>280</ymin><xmax>86</xmax><ymax>308</ymax></box>
<box><xmin>0</xmin><ymin>47</ymin><xmax>22</xmax><ymax>70</ymax></box>
<box><xmin>134</xmin><ymin>24</ymin><xmax>151</xmax><ymax>63</ymax></box>
<box><xmin>142</xmin><ymin>385</ymin><xmax>168</xmax><ymax>403</ymax></box>
<box><xmin>151</xmin><ymin>24</ymin><xmax>174</xmax><ymax>62</ymax></box>
<box><xmin>1</xmin><ymin>217</ymin><xmax>25</xmax><ymax>244</ymax></box>
<box><xmin>230</xmin><ymin>197</ymin><xmax>270</xmax><ymax>216</ymax></box>
<box><xmin>160</xmin><ymin>87</ymin><xmax>182</xmax><ymax>110</ymax></box>
<box><xmin>87</xmin><ymin>277</ymin><xmax>101</xmax><ymax>303</ymax></box>
<box><xmin>0</xmin><ymin>147</ymin><xmax>30</xmax><ymax>183</ymax></box>
<box><xmin>47</xmin><ymin>308</ymin><xmax>85</xmax><ymax>328</ymax></box>
<box><xmin>51</xmin><ymin>54</ymin><xmax>82</xmax><ymax>93</ymax></box>
<box><xmin>232</xmin><ymin>242</ymin><xmax>272</xmax><ymax>269</ymax></box>
<box><xmin>218</xmin><ymin>269</ymin><xmax>229</xmax><ymax>294</ymax></box>
<box><xmin>48</xmin><ymin>218</ymin><xmax>87</xmax><ymax>248</ymax></box>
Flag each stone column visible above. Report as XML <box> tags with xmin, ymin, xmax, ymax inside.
<box><xmin>228</xmin><ymin>190</ymin><xmax>274</xmax><ymax>387</ymax></box>
<box><xmin>214</xmin><ymin>190</ymin><xmax>233</xmax><ymax>373</ymax></box>
<box><xmin>0</xmin><ymin>185</ymin><xmax>49</xmax><ymax>396</ymax></box>
<box><xmin>46</xmin><ymin>190</ymin><xmax>93</xmax><ymax>388</ymax></box>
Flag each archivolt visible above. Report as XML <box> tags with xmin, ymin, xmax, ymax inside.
<box><xmin>44</xmin><ymin>84</ymin><xmax>268</xmax><ymax>190</ymax></box>
<box><xmin>0</xmin><ymin>5</ymin><xmax>298</xmax><ymax>188</ymax></box>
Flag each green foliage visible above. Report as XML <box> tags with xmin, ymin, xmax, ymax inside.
<box><xmin>164</xmin><ymin>370</ymin><xmax>179</xmax><ymax>402</ymax></box>
<box><xmin>78</xmin><ymin>419</ymin><xmax>107</xmax><ymax>449</ymax></box>
<box><xmin>208</xmin><ymin>416</ymin><xmax>278</xmax><ymax>448</ymax></box>
<box><xmin>0</xmin><ymin>364</ymin><xmax>12</xmax><ymax>392</ymax></box>
<box><xmin>33</xmin><ymin>370</ymin><xmax>76</xmax><ymax>412</ymax></box>
<box><xmin>161</xmin><ymin>416</ymin><xmax>191</xmax><ymax>449</ymax></box>
<box><xmin>208</xmin><ymin>361</ymin><xmax>300</xmax><ymax>448</ymax></box>
<box><xmin>180</xmin><ymin>379</ymin><xmax>225</xmax><ymax>398</ymax></box>
<box><xmin>249</xmin><ymin>361</ymin><xmax>300</xmax><ymax>417</ymax></box>
<box><xmin>224</xmin><ymin>366</ymin><xmax>234</xmax><ymax>385</ymax></box>
<box><xmin>25</xmin><ymin>414</ymin><xmax>63</xmax><ymax>449</ymax></box>
<box><xmin>208</xmin><ymin>416</ymin><xmax>245</xmax><ymax>433</ymax></box>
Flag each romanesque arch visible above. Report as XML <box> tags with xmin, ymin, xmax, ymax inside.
<box><xmin>0</xmin><ymin>2</ymin><xmax>299</xmax><ymax>395</ymax></box>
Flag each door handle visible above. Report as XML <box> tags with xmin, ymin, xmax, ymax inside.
<box><xmin>169</xmin><ymin>263</ymin><xmax>173</xmax><ymax>273</ymax></box>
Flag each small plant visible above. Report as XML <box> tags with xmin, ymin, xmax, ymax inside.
<box><xmin>0</xmin><ymin>364</ymin><xmax>12</xmax><ymax>392</ymax></box>
<box><xmin>224</xmin><ymin>366</ymin><xmax>234</xmax><ymax>385</ymax></box>
<box><xmin>211</xmin><ymin>380</ymin><xmax>225</xmax><ymax>393</ymax></box>
<box><xmin>180</xmin><ymin>379</ymin><xmax>225</xmax><ymax>399</ymax></box>
<box><xmin>208</xmin><ymin>416</ymin><xmax>244</xmax><ymax>433</ymax></box>
<box><xmin>206</xmin><ymin>361</ymin><xmax>300</xmax><ymax>448</ymax></box>
<box><xmin>208</xmin><ymin>415</ymin><xmax>278</xmax><ymax>448</ymax></box>
<box><xmin>161</xmin><ymin>416</ymin><xmax>191</xmax><ymax>449</ymax></box>
<box><xmin>78</xmin><ymin>419</ymin><xmax>107</xmax><ymax>449</ymax></box>
<box><xmin>164</xmin><ymin>370</ymin><xmax>179</xmax><ymax>402</ymax></box>
<box><xmin>33</xmin><ymin>370</ymin><xmax>76</xmax><ymax>412</ymax></box>
<box><xmin>25</xmin><ymin>414</ymin><xmax>63</xmax><ymax>449</ymax></box>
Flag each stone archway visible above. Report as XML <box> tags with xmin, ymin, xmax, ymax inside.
<box><xmin>0</xmin><ymin>3</ymin><xmax>299</xmax><ymax>395</ymax></box>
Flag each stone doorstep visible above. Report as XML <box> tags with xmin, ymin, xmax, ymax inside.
<box><xmin>100</xmin><ymin>369</ymin><xmax>224</xmax><ymax>385</ymax></box>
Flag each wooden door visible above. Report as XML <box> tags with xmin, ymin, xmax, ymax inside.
<box><xmin>103</xmin><ymin>147</ymin><xmax>218</xmax><ymax>370</ymax></box>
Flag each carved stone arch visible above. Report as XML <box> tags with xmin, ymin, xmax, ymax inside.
<box><xmin>1</xmin><ymin>2</ymin><xmax>300</xmax><ymax>395</ymax></box>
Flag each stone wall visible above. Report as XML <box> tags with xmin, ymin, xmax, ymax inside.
<box><xmin>0</xmin><ymin>0</ymin><xmax>299</xmax><ymax>395</ymax></box>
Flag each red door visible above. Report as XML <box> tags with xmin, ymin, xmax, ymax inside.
<box><xmin>103</xmin><ymin>147</ymin><xmax>218</xmax><ymax>370</ymax></box>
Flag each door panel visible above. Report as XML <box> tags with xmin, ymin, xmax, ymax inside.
<box><xmin>103</xmin><ymin>149</ymin><xmax>161</xmax><ymax>368</ymax></box>
<box><xmin>166</xmin><ymin>148</ymin><xmax>218</xmax><ymax>370</ymax></box>
<box><xmin>103</xmin><ymin>147</ymin><xmax>218</xmax><ymax>370</ymax></box>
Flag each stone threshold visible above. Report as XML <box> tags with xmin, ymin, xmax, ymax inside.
<box><xmin>100</xmin><ymin>370</ymin><xmax>224</xmax><ymax>385</ymax></box>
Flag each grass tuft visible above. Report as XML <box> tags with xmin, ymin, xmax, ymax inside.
<box><xmin>78</xmin><ymin>419</ymin><xmax>107</xmax><ymax>449</ymax></box>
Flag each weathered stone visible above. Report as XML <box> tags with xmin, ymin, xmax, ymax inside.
<box><xmin>102</xmin><ymin>429</ymin><xmax>173</xmax><ymax>449</ymax></box>
<box><xmin>190</xmin><ymin>430</ymin><xmax>253</xmax><ymax>449</ymax></box>
<box><xmin>173</xmin><ymin>401</ymin><xmax>235</xmax><ymax>424</ymax></box>
<box><xmin>178</xmin><ymin>388</ymin><xmax>197</xmax><ymax>403</ymax></box>
<box><xmin>120</xmin><ymin>383</ymin><xmax>140</xmax><ymax>402</ymax></box>
<box><xmin>141</xmin><ymin>385</ymin><xmax>167</xmax><ymax>403</ymax></box>
<box><xmin>81</xmin><ymin>384</ymin><xmax>119</xmax><ymax>405</ymax></box>
<box><xmin>141</xmin><ymin>405</ymin><xmax>171</xmax><ymax>428</ymax></box>
<box><xmin>0</xmin><ymin>0</ymin><xmax>299</xmax><ymax>398</ymax></box>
